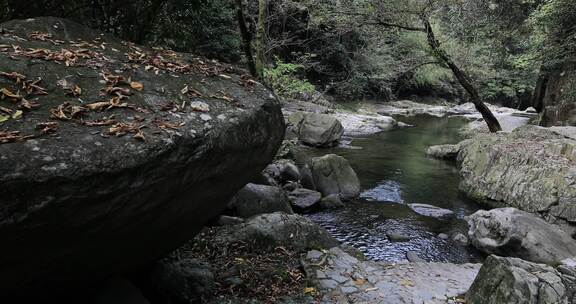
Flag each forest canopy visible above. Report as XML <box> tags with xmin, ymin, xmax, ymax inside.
<box><xmin>1</xmin><ymin>0</ymin><xmax>574</xmax><ymax>105</ymax></box>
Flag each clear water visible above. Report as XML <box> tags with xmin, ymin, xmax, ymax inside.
<box><xmin>304</xmin><ymin>115</ymin><xmax>482</xmax><ymax>263</ymax></box>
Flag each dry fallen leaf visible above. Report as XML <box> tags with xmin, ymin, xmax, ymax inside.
<box><xmin>36</xmin><ymin>122</ymin><xmax>58</xmax><ymax>134</ymax></box>
<box><xmin>130</xmin><ymin>81</ymin><xmax>144</xmax><ymax>91</ymax></box>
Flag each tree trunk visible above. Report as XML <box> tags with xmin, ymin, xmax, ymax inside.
<box><xmin>255</xmin><ymin>0</ymin><xmax>267</xmax><ymax>80</ymax></box>
<box><xmin>235</xmin><ymin>0</ymin><xmax>257</xmax><ymax>77</ymax></box>
<box><xmin>423</xmin><ymin>19</ymin><xmax>502</xmax><ymax>133</ymax></box>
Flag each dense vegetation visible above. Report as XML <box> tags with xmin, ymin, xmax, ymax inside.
<box><xmin>1</xmin><ymin>0</ymin><xmax>574</xmax><ymax>106</ymax></box>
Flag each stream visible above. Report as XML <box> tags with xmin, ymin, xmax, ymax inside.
<box><xmin>305</xmin><ymin>114</ymin><xmax>482</xmax><ymax>263</ymax></box>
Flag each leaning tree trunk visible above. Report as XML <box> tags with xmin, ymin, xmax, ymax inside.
<box><xmin>235</xmin><ymin>0</ymin><xmax>257</xmax><ymax>77</ymax></box>
<box><xmin>423</xmin><ymin>19</ymin><xmax>502</xmax><ymax>133</ymax></box>
<box><xmin>255</xmin><ymin>0</ymin><xmax>267</xmax><ymax>80</ymax></box>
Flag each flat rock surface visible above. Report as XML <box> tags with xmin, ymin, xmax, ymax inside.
<box><xmin>303</xmin><ymin>247</ymin><xmax>481</xmax><ymax>304</ymax></box>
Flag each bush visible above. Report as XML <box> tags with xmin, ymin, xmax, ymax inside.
<box><xmin>264</xmin><ymin>60</ymin><xmax>316</xmax><ymax>98</ymax></box>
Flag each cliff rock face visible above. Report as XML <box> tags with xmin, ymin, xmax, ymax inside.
<box><xmin>533</xmin><ymin>63</ymin><xmax>576</xmax><ymax>127</ymax></box>
<box><xmin>457</xmin><ymin>125</ymin><xmax>576</xmax><ymax>228</ymax></box>
<box><xmin>0</xmin><ymin>17</ymin><xmax>284</xmax><ymax>294</ymax></box>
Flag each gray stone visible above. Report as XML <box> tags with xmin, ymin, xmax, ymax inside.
<box><xmin>308</xmin><ymin>154</ymin><xmax>361</xmax><ymax>200</ymax></box>
<box><xmin>319</xmin><ymin>194</ymin><xmax>345</xmax><ymax>209</ymax></box>
<box><xmin>228</xmin><ymin>184</ymin><xmax>293</xmax><ymax>218</ymax></box>
<box><xmin>466</xmin><ymin>255</ymin><xmax>574</xmax><ymax>304</ymax></box>
<box><xmin>0</xmin><ymin>17</ymin><xmax>285</xmax><ymax>294</ymax></box>
<box><xmin>406</xmin><ymin>251</ymin><xmax>426</xmax><ymax>262</ymax></box>
<box><xmin>408</xmin><ymin>203</ymin><xmax>455</xmax><ymax>218</ymax></box>
<box><xmin>302</xmin><ymin>247</ymin><xmax>481</xmax><ymax>304</ymax></box>
<box><xmin>426</xmin><ymin>144</ymin><xmax>462</xmax><ymax>160</ymax></box>
<box><xmin>452</xmin><ymin>233</ymin><xmax>469</xmax><ymax>246</ymax></box>
<box><xmin>438</xmin><ymin>233</ymin><xmax>449</xmax><ymax>240</ymax></box>
<box><xmin>216</xmin><ymin>215</ymin><xmax>244</xmax><ymax>226</ymax></box>
<box><xmin>227</xmin><ymin>212</ymin><xmax>338</xmax><ymax>250</ymax></box>
<box><xmin>293</xmin><ymin>113</ymin><xmax>344</xmax><ymax>147</ymax></box>
<box><xmin>288</xmin><ymin>188</ymin><xmax>322</xmax><ymax>211</ymax></box>
<box><xmin>386</xmin><ymin>230</ymin><xmax>412</xmax><ymax>242</ymax></box>
<box><xmin>152</xmin><ymin>259</ymin><xmax>215</xmax><ymax>303</ymax></box>
<box><xmin>457</xmin><ymin>125</ymin><xmax>576</xmax><ymax>226</ymax></box>
<box><xmin>467</xmin><ymin>208</ymin><xmax>576</xmax><ymax>265</ymax></box>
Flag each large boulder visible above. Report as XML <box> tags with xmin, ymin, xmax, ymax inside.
<box><xmin>287</xmin><ymin>188</ymin><xmax>322</xmax><ymax>211</ymax></box>
<box><xmin>228</xmin><ymin>184</ymin><xmax>293</xmax><ymax>218</ymax></box>
<box><xmin>466</xmin><ymin>255</ymin><xmax>576</xmax><ymax>304</ymax></box>
<box><xmin>467</xmin><ymin>208</ymin><xmax>576</xmax><ymax>265</ymax></box>
<box><xmin>425</xmin><ymin>143</ymin><xmax>462</xmax><ymax>160</ymax></box>
<box><xmin>458</xmin><ymin>125</ymin><xmax>576</xmax><ymax>227</ymax></box>
<box><xmin>308</xmin><ymin>154</ymin><xmax>361</xmax><ymax>200</ymax></box>
<box><xmin>221</xmin><ymin>212</ymin><xmax>339</xmax><ymax>250</ymax></box>
<box><xmin>0</xmin><ymin>17</ymin><xmax>285</xmax><ymax>295</ymax></box>
<box><xmin>291</xmin><ymin>112</ymin><xmax>344</xmax><ymax>147</ymax></box>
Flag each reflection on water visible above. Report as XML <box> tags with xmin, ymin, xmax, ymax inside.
<box><xmin>360</xmin><ymin>180</ymin><xmax>403</xmax><ymax>203</ymax></box>
<box><xmin>304</xmin><ymin>114</ymin><xmax>482</xmax><ymax>263</ymax></box>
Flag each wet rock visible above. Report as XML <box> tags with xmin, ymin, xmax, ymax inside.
<box><xmin>263</xmin><ymin>160</ymin><xmax>301</xmax><ymax>185</ymax></box>
<box><xmin>287</xmin><ymin>188</ymin><xmax>322</xmax><ymax>211</ymax></box>
<box><xmin>308</xmin><ymin>154</ymin><xmax>361</xmax><ymax>200</ymax></box>
<box><xmin>406</xmin><ymin>251</ymin><xmax>426</xmax><ymax>262</ymax></box>
<box><xmin>452</xmin><ymin>233</ymin><xmax>469</xmax><ymax>246</ymax></box>
<box><xmin>332</xmin><ymin>112</ymin><xmax>397</xmax><ymax>136</ymax></box>
<box><xmin>426</xmin><ymin>144</ymin><xmax>463</xmax><ymax>160</ymax></box>
<box><xmin>467</xmin><ymin>208</ymin><xmax>576</xmax><ymax>265</ymax></box>
<box><xmin>386</xmin><ymin>230</ymin><xmax>412</xmax><ymax>242</ymax></box>
<box><xmin>225</xmin><ymin>212</ymin><xmax>339</xmax><ymax>250</ymax></box>
<box><xmin>458</xmin><ymin>125</ymin><xmax>576</xmax><ymax>227</ymax></box>
<box><xmin>0</xmin><ymin>17</ymin><xmax>284</xmax><ymax>294</ymax></box>
<box><xmin>291</xmin><ymin>112</ymin><xmax>344</xmax><ymax>147</ymax></box>
<box><xmin>228</xmin><ymin>184</ymin><xmax>293</xmax><ymax>218</ymax></box>
<box><xmin>302</xmin><ymin>247</ymin><xmax>481</xmax><ymax>304</ymax></box>
<box><xmin>318</xmin><ymin>194</ymin><xmax>345</xmax><ymax>209</ymax></box>
<box><xmin>152</xmin><ymin>259</ymin><xmax>215</xmax><ymax>303</ymax></box>
<box><xmin>408</xmin><ymin>203</ymin><xmax>455</xmax><ymax>219</ymax></box>
<box><xmin>375</xmin><ymin>100</ymin><xmax>449</xmax><ymax>117</ymax></box>
<box><xmin>438</xmin><ymin>233</ymin><xmax>449</xmax><ymax>240</ymax></box>
<box><xmin>216</xmin><ymin>215</ymin><xmax>244</xmax><ymax>226</ymax></box>
<box><xmin>466</xmin><ymin>255</ymin><xmax>575</xmax><ymax>304</ymax></box>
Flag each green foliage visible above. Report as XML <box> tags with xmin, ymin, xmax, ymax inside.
<box><xmin>264</xmin><ymin>59</ymin><xmax>316</xmax><ymax>98</ymax></box>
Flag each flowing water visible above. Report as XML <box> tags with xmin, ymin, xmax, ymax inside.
<box><xmin>304</xmin><ymin>114</ymin><xmax>482</xmax><ymax>263</ymax></box>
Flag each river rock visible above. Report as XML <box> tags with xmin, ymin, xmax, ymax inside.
<box><xmin>318</xmin><ymin>194</ymin><xmax>345</xmax><ymax>209</ymax></box>
<box><xmin>225</xmin><ymin>212</ymin><xmax>339</xmax><ymax>250</ymax></box>
<box><xmin>332</xmin><ymin>112</ymin><xmax>397</xmax><ymax>136</ymax></box>
<box><xmin>467</xmin><ymin>208</ymin><xmax>576</xmax><ymax>265</ymax></box>
<box><xmin>466</xmin><ymin>255</ymin><xmax>575</xmax><ymax>304</ymax></box>
<box><xmin>0</xmin><ymin>17</ymin><xmax>285</xmax><ymax>294</ymax></box>
<box><xmin>308</xmin><ymin>154</ymin><xmax>361</xmax><ymax>200</ymax></box>
<box><xmin>228</xmin><ymin>184</ymin><xmax>293</xmax><ymax>218</ymax></box>
<box><xmin>287</xmin><ymin>188</ymin><xmax>322</xmax><ymax>211</ymax></box>
<box><xmin>152</xmin><ymin>259</ymin><xmax>215</xmax><ymax>303</ymax></box>
<box><xmin>408</xmin><ymin>203</ymin><xmax>455</xmax><ymax>218</ymax></box>
<box><xmin>291</xmin><ymin>112</ymin><xmax>344</xmax><ymax>147</ymax></box>
<box><xmin>386</xmin><ymin>230</ymin><xmax>412</xmax><ymax>242</ymax></box>
<box><xmin>216</xmin><ymin>215</ymin><xmax>245</xmax><ymax>226</ymax></box>
<box><xmin>458</xmin><ymin>125</ymin><xmax>576</xmax><ymax>227</ymax></box>
<box><xmin>425</xmin><ymin>144</ymin><xmax>462</xmax><ymax>160</ymax></box>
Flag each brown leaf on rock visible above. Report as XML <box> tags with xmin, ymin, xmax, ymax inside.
<box><xmin>35</xmin><ymin>122</ymin><xmax>58</xmax><ymax>134</ymax></box>
<box><xmin>82</xmin><ymin>115</ymin><xmax>117</xmax><ymax>127</ymax></box>
<box><xmin>0</xmin><ymin>88</ymin><xmax>22</xmax><ymax>100</ymax></box>
<box><xmin>66</xmin><ymin>85</ymin><xmax>82</xmax><ymax>97</ymax></box>
<box><xmin>107</xmin><ymin>122</ymin><xmax>145</xmax><ymax>141</ymax></box>
<box><xmin>50</xmin><ymin>102</ymin><xmax>86</xmax><ymax>120</ymax></box>
<box><xmin>154</xmin><ymin>119</ymin><xmax>183</xmax><ymax>131</ymax></box>
<box><xmin>130</xmin><ymin>81</ymin><xmax>144</xmax><ymax>91</ymax></box>
<box><xmin>0</xmin><ymin>130</ymin><xmax>32</xmax><ymax>144</ymax></box>
<box><xmin>103</xmin><ymin>86</ymin><xmax>132</xmax><ymax>97</ymax></box>
<box><xmin>0</xmin><ymin>71</ymin><xmax>26</xmax><ymax>83</ymax></box>
<box><xmin>19</xmin><ymin>99</ymin><xmax>40</xmax><ymax>110</ymax></box>
<box><xmin>102</xmin><ymin>73</ymin><xmax>129</xmax><ymax>86</ymax></box>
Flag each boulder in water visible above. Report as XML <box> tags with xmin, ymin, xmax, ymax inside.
<box><xmin>408</xmin><ymin>203</ymin><xmax>455</xmax><ymax>219</ymax></box>
<box><xmin>308</xmin><ymin>154</ymin><xmax>361</xmax><ymax>200</ymax></box>
<box><xmin>291</xmin><ymin>112</ymin><xmax>344</xmax><ymax>147</ymax></box>
<box><xmin>287</xmin><ymin>188</ymin><xmax>322</xmax><ymax>211</ymax></box>
<box><xmin>228</xmin><ymin>184</ymin><xmax>293</xmax><ymax>218</ymax></box>
<box><xmin>466</xmin><ymin>208</ymin><xmax>576</xmax><ymax>265</ymax></box>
